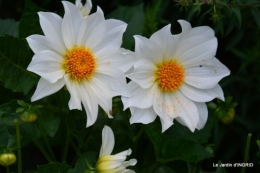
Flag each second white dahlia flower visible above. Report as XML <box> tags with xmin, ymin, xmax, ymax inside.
<box><xmin>122</xmin><ymin>20</ymin><xmax>230</xmax><ymax>132</ymax></box>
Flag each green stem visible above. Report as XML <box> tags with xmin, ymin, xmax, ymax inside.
<box><xmin>42</xmin><ymin>136</ymin><xmax>57</xmax><ymax>161</ymax></box>
<box><xmin>13</xmin><ymin>119</ymin><xmax>22</xmax><ymax>173</ymax></box>
<box><xmin>132</xmin><ymin>126</ymin><xmax>145</xmax><ymax>158</ymax></box>
<box><xmin>6</xmin><ymin>166</ymin><xmax>10</xmax><ymax>173</ymax></box>
<box><xmin>241</xmin><ymin>133</ymin><xmax>252</xmax><ymax>173</ymax></box>
<box><xmin>32</xmin><ymin>139</ymin><xmax>53</xmax><ymax>163</ymax></box>
<box><xmin>62</xmin><ymin>132</ymin><xmax>70</xmax><ymax>162</ymax></box>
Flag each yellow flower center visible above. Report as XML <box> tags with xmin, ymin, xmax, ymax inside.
<box><xmin>64</xmin><ymin>46</ymin><xmax>96</xmax><ymax>81</ymax></box>
<box><xmin>156</xmin><ymin>60</ymin><xmax>185</xmax><ymax>92</ymax></box>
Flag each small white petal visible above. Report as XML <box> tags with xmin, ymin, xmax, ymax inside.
<box><xmin>26</xmin><ymin>35</ymin><xmax>65</xmax><ymax>55</ymax></box>
<box><xmin>178</xmin><ymin>20</ymin><xmax>191</xmax><ymax>37</ymax></box>
<box><xmin>86</xmin><ymin>19</ymin><xmax>127</xmax><ymax>54</ymax></box>
<box><xmin>62</xmin><ymin>1</ymin><xmax>84</xmax><ymax>49</ymax></box>
<box><xmin>38</xmin><ymin>12</ymin><xmax>66</xmax><ymax>50</ymax></box>
<box><xmin>79</xmin><ymin>81</ymin><xmax>99</xmax><ymax>127</ymax></box>
<box><xmin>94</xmin><ymin>67</ymin><xmax>131</xmax><ymax>97</ymax></box>
<box><xmin>88</xmin><ymin>77</ymin><xmax>113</xmax><ymax>118</ymax></box>
<box><xmin>123</xmin><ymin>159</ymin><xmax>137</xmax><ymax>167</ymax></box>
<box><xmin>185</xmin><ymin>57</ymin><xmax>230</xmax><ymax>89</ymax></box>
<box><xmin>127</xmin><ymin>59</ymin><xmax>156</xmax><ymax>89</ymax></box>
<box><xmin>27</xmin><ymin>50</ymin><xmax>64</xmax><ymax>83</ymax></box>
<box><xmin>187</xmin><ymin>26</ymin><xmax>215</xmax><ymax>38</ymax></box>
<box><xmin>31</xmin><ymin>77</ymin><xmax>65</xmax><ymax>102</ymax></box>
<box><xmin>122</xmin><ymin>81</ymin><xmax>157</xmax><ymax>109</ymax></box>
<box><xmin>134</xmin><ymin>35</ymin><xmax>162</xmax><ymax>64</ymax></box>
<box><xmin>129</xmin><ymin>107</ymin><xmax>157</xmax><ymax>124</ymax></box>
<box><xmin>173</xmin><ymin>92</ymin><xmax>199</xmax><ymax>132</ymax></box>
<box><xmin>76</xmin><ymin>6</ymin><xmax>105</xmax><ymax>46</ymax></box>
<box><xmin>176</xmin><ymin>36</ymin><xmax>217</xmax><ymax>68</ymax></box>
<box><xmin>179</xmin><ymin>83</ymin><xmax>224</xmax><ymax>102</ymax></box>
<box><xmin>100</xmin><ymin>126</ymin><xmax>115</xmax><ymax>157</ymax></box>
<box><xmin>82</xmin><ymin>0</ymin><xmax>92</xmax><ymax>16</ymax></box>
<box><xmin>150</xmin><ymin>24</ymin><xmax>178</xmax><ymax>60</ymax></box>
<box><xmin>96</xmin><ymin>48</ymin><xmax>135</xmax><ymax>73</ymax></box>
<box><xmin>194</xmin><ymin>102</ymin><xmax>208</xmax><ymax>130</ymax></box>
<box><xmin>64</xmin><ymin>74</ymin><xmax>82</xmax><ymax>110</ymax></box>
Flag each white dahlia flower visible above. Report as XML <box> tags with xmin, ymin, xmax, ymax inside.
<box><xmin>75</xmin><ymin>0</ymin><xmax>92</xmax><ymax>18</ymax></box>
<box><xmin>26</xmin><ymin>1</ymin><xmax>133</xmax><ymax>127</ymax></box>
<box><xmin>122</xmin><ymin>20</ymin><xmax>230</xmax><ymax>132</ymax></box>
<box><xmin>96</xmin><ymin>126</ymin><xmax>137</xmax><ymax>173</ymax></box>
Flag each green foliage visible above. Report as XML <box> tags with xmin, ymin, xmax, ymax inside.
<box><xmin>107</xmin><ymin>4</ymin><xmax>145</xmax><ymax>49</ymax></box>
<box><xmin>18</xmin><ymin>0</ymin><xmax>46</xmax><ymax>38</ymax></box>
<box><xmin>0</xmin><ymin>35</ymin><xmax>38</xmax><ymax>94</ymax></box>
<box><xmin>68</xmin><ymin>152</ymin><xmax>97</xmax><ymax>173</ymax></box>
<box><xmin>38</xmin><ymin>162</ymin><xmax>71</xmax><ymax>173</ymax></box>
<box><xmin>145</xmin><ymin>120</ymin><xmax>213</xmax><ymax>162</ymax></box>
<box><xmin>0</xmin><ymin>19</ymin><xmax>18</xmax><ymax>37</ymax></box>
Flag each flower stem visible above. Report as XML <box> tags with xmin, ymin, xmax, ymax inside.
<box><xmin>42</xmin><ymin>136</ymin><xmax>57</xmax><ymax>161</ymax></box>
<box><xmin>6</xmin><ymin>166</ymin><xmax>10</xmax><ymax>173</ymax></box>
<box><xmin>241</xmin><ymin>133</ymin><xmax>252</xmax><ymax>173</ymax></box>
<box><xmin>32</xmin><ymin>139</ymin><xmax>53</xmax><ymax>163</ymax></box>
<box><xmin>13</xmin><ymin>119</ymin><xmax>22</xmax><ymax>173</ymax></box>
<box><xmin>62</xmin><ymin>132</ymin><xmax>70</xmax><ymax>162</ymax></box>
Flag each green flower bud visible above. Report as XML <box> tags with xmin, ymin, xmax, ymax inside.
<box><xmin>0</xmin><ymin>152</ymin><xmax>16</xmax><ymax>166</ymax></box>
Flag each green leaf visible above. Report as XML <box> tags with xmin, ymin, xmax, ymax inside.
<box><xmin>231</xmin><ymin>6</ymin><xmax>242</xmax><ymax>27</ymax></box>
<box><xmin>38</xmin><ymin>112</ymin><xmax>60</xmax><ymax>137</ymax></box>
<box><xmin>38</xmin><ymin>162</ymin><xmax>70</xmax><ymax>173</ymax></box>
<box><xmin>107</xmin><ymin>4</ymin><xmax>145</xmax><ymax>49</ymax></box>
<box><xmin>0</xmin><ymin>100</ymin><xmax>21</xmax><ymax>126</ymax></box>
<box><xmin>0</xmin><ymin>19</ymin><xmax>18</xmax><ymax>37</ymax></box>
<box><xmin>18</xmin><ymin>0</ymin><xmax>46</xmax><ymax>38</ymax></box>
<box><xmin>68</xmin><ymin>152</ymin><xmax>97</xmax><ymax>173</ymax></box>
<box><xmin>145</xmin><ymin>121</ymin><xmax>213</xmax><ymax>162</ymax></box>
<box><xmin>251</xmin><ymin>7</ymin><xmax>260</xmax><ymax>29</ymax></box>
<box><xmin>0</xmin><ymin>35</ymin><xmax>38</xmax><ymax>94</ymax></box>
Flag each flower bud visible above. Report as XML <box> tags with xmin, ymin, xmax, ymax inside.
<box><xmin>219</xmin><ymin>108</ymin><xmax>235</xmax><ymax>124</ymax></box>
<box><xmin>0</xmin><ymin>152</ymin><xmax>16</xmax><ymax>166</ymax></box>
<box><xmin>20</xmin><ymin>111</ymin><xmax>38</xmax><ymax>123</ymax></box>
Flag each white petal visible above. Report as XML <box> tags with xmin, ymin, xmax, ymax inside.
<box><xmin>179</xmin><ymin>83</ymin><xmax>224</xmax><ymax>102</ymax></box>
<box><xmin>100</xmin><ymin>126</ymin><xmax>115</xmax><ymax>157</ymax></box>
<box><xmin>134</xmin><ymin>35</ymin><xmax>162</xmax><ymax>64</ymax></box>
<box><xmin>194</xmin><ymin>102</ymin><xmax>208</xmax><ymax>130</ymax></box>
<box><xmin>26</xmin><ymin>35</ymin><xmax>65</xmax><ymax>55</ymax></box>
<box><xmin>75</xmin><ymin>0</ymin><xmax>83</xmax><ymax>9</ymax></box>
<box><xmin>62</xmin><ymin>1</ymin><xmax>84</xmax><ymax>49</ymax></box>
<box><xmin>129</xmin><ymin>107</ymin><xmax>157</xmax><ymax>124</ymax></box>
<box><xmin>187</xmin><ymin>26</ymin><xmax>215</xmax><ymax>38</ymax></box>
<box><xmin>76</xmin><ymin>6</ymin><xmax>105</xmax><ymax>46</ymax></box>
<box><xmin>64</xmin><ymin>74</ymin><xmax>82</xmax><ymax>110</ymax></box>
<box><xmin>96</xmin><ymin>48</ymin><xmax>135</xmax><ymax>73</ymax></box>
<box><xmin>86</xmin><ymin>19</ymin><xmax>127</xmax><ymax>54</ymax></box>
<box><xmin>172</xmin><ymin>91</ymin><xmax>199</xmax><ymax>132</ymax></box>
<box><xmin>150</xmin><ymin>24</ymin><xmax>178</xmax><ymax>60</ymax></box>
<box><xmin>185</xmin><ymin>57</ymin><xmax>230</xmax><ymax>89</ymax></box>
<box><xmin>27</xmin><ymin>50</ymin><xmax>64</xmax><ymax>83</ymax></box>
<box><xmin>82</xmin><ymin>0</ymin><xmax>92</xmax><ymax>16</ymax></box>
<box><xmin>79</xmin><ymin>80</ymin><xmax>99</xmax><ymax>127</ymax></box>
<box><xmin>126</xmin><ymin>59</ymin><xmax>156</xmax><ymax>89</ymax></box>
<box><xmin>38</xmin><ymin>12</ymin><xmax>66</xmax><ymax>50</ymax></box>
<box><xmin>122</xmin><ymin>81</ymin><xmax>157</xmax><ymax>110</ymax></box>
<box><xmin>153</xmin><ymin>91</ymin><xmax>199</xmax><ymax>132</ymax></box>
<box><xmin>123</xmin><ymin>159</ymin><xmax>137</xmax><ymax>167</ymax></box>
<box><xmin>152</xmin><ymin>92</ymin><xmax>174</xmax><ymax>132</ymax></box>
<box><xmin>94</xmin><ymin>67</ymin><xmax>131</xmax><ymax>97</ymax></box>
<box><xmin>176</xmin><ymin>36</ymin><xmax>217</xmax><ymax>68</ymax></box>
<box><xmin>88</xmin><ymin>77</ymin><xmax>113</xmax><ymax>118</ymax></box>
<box><xmin>177</xmin><ymin>20</ymin><xmax>192</xmax><ymax>36</ymax></box>
<box><xmin>31</xmin><ymin>77</ymin><xmax>65</xmax><ymax>101</ymax></box>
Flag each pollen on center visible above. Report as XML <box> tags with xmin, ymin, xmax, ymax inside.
<box><xmin>156</xmin><ymin>60</ymin><xmax>185</xmax><ymax>92</ymax></box>
<box><xmin>63</xmin><ymin>46</ymin><xmax>96</xmax><ymax>81</ymax></box>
